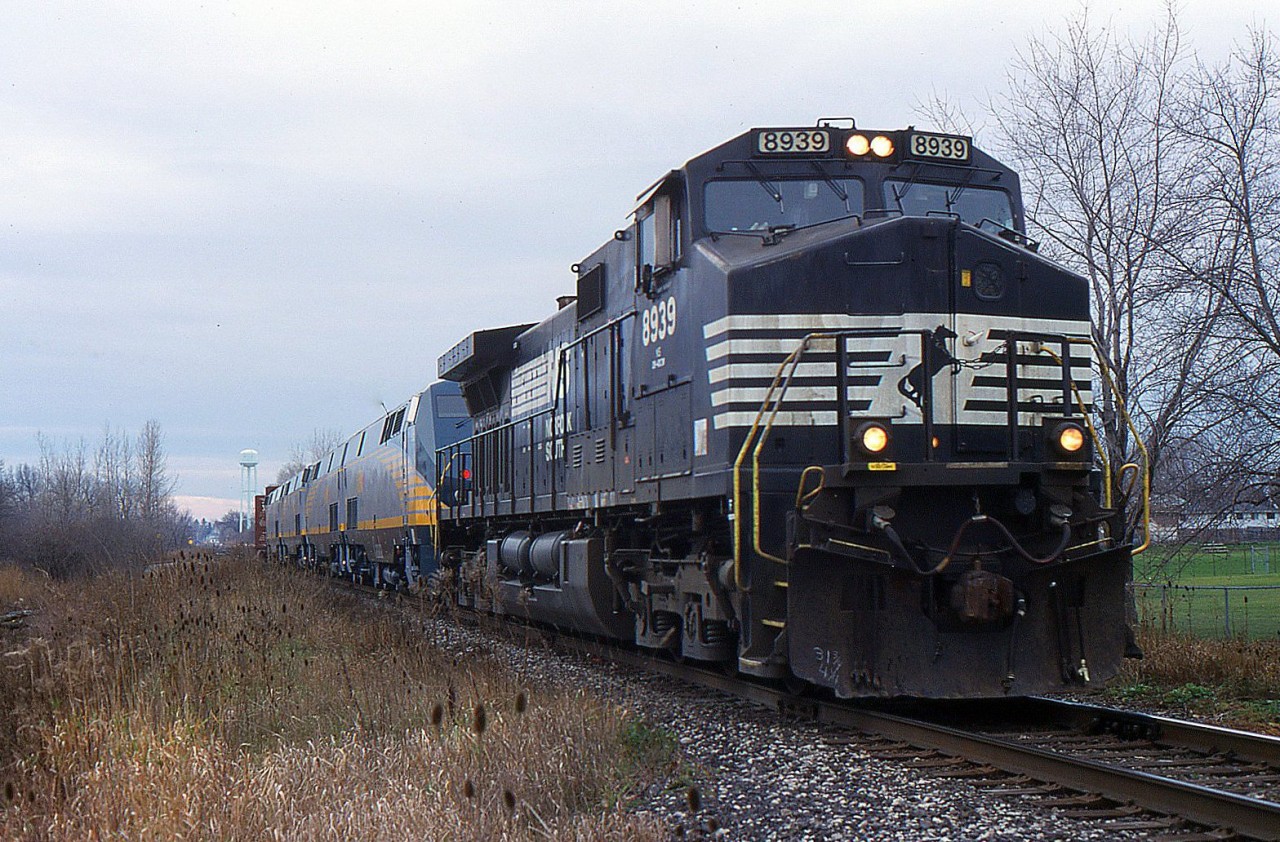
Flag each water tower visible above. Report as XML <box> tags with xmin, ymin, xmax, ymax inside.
<box><xmin>239</xmin><ymin>449</ymin><xmax>259</xmax><ymax>533</ymax></box>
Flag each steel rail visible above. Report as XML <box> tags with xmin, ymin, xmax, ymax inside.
<box><xmin>826</xmin><ymin>706</ymin><xmax>1280</xmax><ymax>842</ymax></box>
<box><xmin>579</xmin><ymin>640</ymin><xmax>1280</xmax><ymax>841</ymax></box>
<box><xmin>1023</xmin><ymin>696</ymin><xmax>1280</xmax><ymax>767</ymax></box>
<box><xmin>891</xmin><ymin>696</ymin><xmax>1280</xmax><ymax>768</ymax></box>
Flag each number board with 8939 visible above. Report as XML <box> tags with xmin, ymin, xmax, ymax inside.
<box><xmin>907</xmin><ymin>132</ymin><xmax>971</xmax><ymax>162</ymax></box>
<box><xmin>755</xmin><ymin>130</ymin><xmax>830</xmax><ymax>154</ymax></box>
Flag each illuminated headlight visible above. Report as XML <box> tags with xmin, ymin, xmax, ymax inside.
<box><xmin>1052</xmin><ymin>422</ymin><xmax>1086</xmax><ymax>456</ymax></box>
<box><xmin>845</xmin><ymin>134</ymin><xmax>871</xmax><ymax>156</ymax></box>
<box><xmin>870</xmin><ymin>135</ymin><xmax>895</xmax><ymax>157</ymax></box>
<box><xmin>855</xmin><ymin>421</ymin><xmax>890</xmax><ymax>455</ymax></box>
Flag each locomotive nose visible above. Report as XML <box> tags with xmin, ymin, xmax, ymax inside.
<box><xmin>835</xmin><ymin>216</ymin><xmax>956</xmax><ymax>317</ymax></box>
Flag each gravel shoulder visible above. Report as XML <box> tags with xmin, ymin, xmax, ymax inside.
<box><xmin>421</xmin><ymin>612</ymin><xmax>1173</xmax><ymax>841</ymax></box>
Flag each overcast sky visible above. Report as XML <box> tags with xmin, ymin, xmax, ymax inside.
<box><xmin>2</xmin><ymin>1</ymin><xmax>1272</xmax><ymax>520</ymax></box>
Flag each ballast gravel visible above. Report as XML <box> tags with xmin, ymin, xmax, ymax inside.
<box><xmin>421</xmin><ymin>615</ymin><xmax>1169</xmax><ymax>841</ymax></box>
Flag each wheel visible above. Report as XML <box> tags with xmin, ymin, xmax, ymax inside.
<box><xmin>782</xmin><ymin>672</ymin><xmax>811</xmax><ymax>698</ymax></box>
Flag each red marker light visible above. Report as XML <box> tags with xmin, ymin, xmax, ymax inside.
<box><xmin>461</xmin><ymin>469</ymin><xmax>472</xmax><ymax>480</ymax></box>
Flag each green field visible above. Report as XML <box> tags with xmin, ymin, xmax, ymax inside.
<box><xmin>1133</xmin><ymin>543</ymin><xmax>1280</xmax><ymax>640</ymax></box>
<box><xmin>1136</xmin><ymin>543</ymin><xmax>1280</xmax><ymax>580</ymax></box>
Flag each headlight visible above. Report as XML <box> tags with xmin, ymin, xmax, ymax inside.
<box><xmin>845</xmin><ymin>134</ymin><xmax>870</xmax><ymax>156</ymax></box>
<box><xmin>870</xmin><ymin>135</ymin><xmax>895</xmax><ymax>157</ymax></box>
<box><xmin>1052</xmin><ymin>422</ymin><xmax>1086</xmax><ymax>455</ymax></box>
<box><xmin>855</xmin><ymin>422</ymin><xmax>890</xmax><ymax>455</ymax></box>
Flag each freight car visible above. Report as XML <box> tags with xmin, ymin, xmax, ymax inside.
<box><xmin>269</xmin><ymin>120</ymin><xmax>1147</xmax><ymax>698</ymax></box>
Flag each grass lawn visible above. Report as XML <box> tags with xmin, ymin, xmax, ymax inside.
<box><xmin>1132</xmin><ymin>543</ymin><xmax>1280</xmax><ymax>640</ymax></box>
<box><xmin>1136</xmin><ymin>543</ymin><xmax>1280</xmax><ymax>580</ymax></box>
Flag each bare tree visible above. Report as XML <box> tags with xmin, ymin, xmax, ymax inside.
<box><xmin>1161</xmin><ymin>30</ymin><xmax>1280</xmax><ymax>497</ymax></box>
<box><xmin>135</xmin><ymin>419</ymin><xmax>174</xmax><ymax>522</ymax></box>
<box><xmin>9</xmin><ymin>463</ymin><xmax>40</xmax><ymax>507</ymax></box>
<box><xmin>275</xmin><ymin>427</ymin><xmax>345</xmax><ymax>484</ymax></box>
<box><xmin>914</xmin><ymin>88</ymin><xmax>983</xmax><ymax>140</ymax></box>
<box><xmin>985</xmin><ymin>8</ymin><xmax>1223</xmax><ymax>531</ymax></box>
<box><xmin>38</xmin><ymin>434</ymin><xmax>92</xmax><ymax>524</ymax></box>
<box><xmin>0</xmin><ymin>462</ymin><xmax>11</xmax><ymax>517</ymax></box>
<box><xmin>214</xmin><ymin>509</ymin><xmax>251</xmax><ymax>544</ymax></box>
<box><xmin>4</xmin><ymin>422</ymin><xmax>190</xmax><ymax>576</ymax></box>
<box><xmin>0</xmin><ymin>461</ymin><xmax>14</xmax><ymax>560</ymax></box>
<box><xmin>92</xmin><ymin>424</ymin><xmax>135</xmax><ymax>520</ymax></box>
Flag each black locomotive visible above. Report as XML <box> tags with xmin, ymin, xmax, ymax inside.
<box><xmin>270</xmin><ymin>120</ymin><xmax>1141</xmax><ymax>698</ymax></box>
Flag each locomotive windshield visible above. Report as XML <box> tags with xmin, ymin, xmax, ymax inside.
<box><xmin>704</xmin><ymin>177</ymin><xmax>864</xmax><ymax>233</ymax></box>
<box><xmin>882</xmin><ymin>180</ymin><xmax>1014</xmax><ymax>229</ymax></box>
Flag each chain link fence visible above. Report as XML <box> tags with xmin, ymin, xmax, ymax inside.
<box><xmin>1132</xmin><ymin>583</ymin><xmax>1280</xmax><ymax>640</ymax></box>
<box><xmin>1143</xmin><ymin>543</ymin><xmax>1277</xmax><ymax>577</ymax></box>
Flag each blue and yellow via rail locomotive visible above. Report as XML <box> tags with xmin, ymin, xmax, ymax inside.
<box><xmin>265</xmin><ymin>381</ymin><xmax>471</xmax><ymax>588</ymax></box>
<box><xmin>268</xmin><ymin>120</ymin><xmax>1147</xmax><ymax>698</ymax></box>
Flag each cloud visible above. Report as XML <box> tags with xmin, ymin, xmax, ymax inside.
<box><xmin>173</xmin><ymin>495</ymin><xmax>241</xmax><ymax>522</ymax></box>
<box><xmin>1</xmin><ymin>0</ymin><xmax>1266</xmax><ymax>506</ymax></box>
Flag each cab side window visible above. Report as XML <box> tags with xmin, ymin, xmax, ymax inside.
<box><xmin>655</xmin><ymin>193</ymin><xmax>681</xmax><ymax>263</ymax></box>
<box><xmin>637</xmin><ymin>208</ymin><xmax>656</xmax><ymax>288</ymax></box>
<box><xmin>635</xmin><ymin>191</ymin><xmax>682</xmax><ymax>294</ymax></box>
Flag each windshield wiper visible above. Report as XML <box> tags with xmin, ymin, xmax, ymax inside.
<box><xmin>708</xmin><ymin>223</ymin><xmax>798</xmax><ymax>247</ymax></box>
<box><xmin>711</xmin><ymin>217</ymin><xmax>863</xmax><ymax>246</ymax></box>
<box><xmin>709</xmin><ymin>224</ymin><xmax>791</xmax><ymax>242</ymax></box>
<box><xmin>945</xmin><ymin>167</ymin><xmax>979</xmax><ymax>210</ymax></box>
<box><xmin>789</xmin><ymin>212</ymin><xmax>862</xmax><ymax>234</ymax></box>
<box><xmin>709</xmin><ymin>229</ymin><xmax>772</xmax><ymax>241</ymax></box>
<box><xmin>808</xmin><ymin>161</ymin><xmax>849</xmax><ymax>205</ymax></box>
<box><xmin>744</xmin><ymin>161</ymin><xmax>783</xmax><ymax>206</ymax></box>
<box><xmin>887</xmin><ymin>162</ymin><xmax>924</xmax><ymax>210</ymax></box>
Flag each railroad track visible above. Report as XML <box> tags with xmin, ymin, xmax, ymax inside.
<box><xmin>589</xmin><ymin>642</ymin><xmax>1280</xmax><ymax>841</ymax></box>
<box><xmin>331</xmin><ymin>574</ymin><xmax>1280</xmax><ymax>840</ymax></box>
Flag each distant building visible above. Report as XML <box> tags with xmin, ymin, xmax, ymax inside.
<box><xmin>1155</xmin><ymin>500</ymin><xmax>1280</xmax><ymax>542</ymax></box>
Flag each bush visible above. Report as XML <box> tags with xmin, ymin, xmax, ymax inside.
<box><xmin>1124</xmin><ymin>628</ymin><xmax>1280</xmax><ymax>698</ymax></box>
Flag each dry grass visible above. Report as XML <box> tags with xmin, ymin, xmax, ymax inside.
<box><xmin>0</xmin><ymin>553</ymin><xmax>666</xmax><ymax>840</ymax></box>
<box><xmin>0</xmin><ymin>563</ymin><xmax>44</xmax><ymax>610</ymax></box>
<box><xmin>1124</xmin><ymin>628</ymin><xmax>1280</xmax><ymax>695</ymax></box>
<box><xmin>1106</xmin><ymin>627</ymin><xmax>1280</xmax><ymax>733</ymax></box>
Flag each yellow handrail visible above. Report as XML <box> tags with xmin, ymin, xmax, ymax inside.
<box><xmin>1117</xmin><ymin>461</ymin><xmax>1151</xmax><ymax>554</ymax></box>
<box><xmin>752</xmin><ymin>342</ymin><xmax>814</xmax><ymax>567</ymax></box>
<box><xmin>1064</xmin><ymin>337</ymin><xmax>1152</xmax><ymax>555</ymax></box>
<box><xmin>431</xmin><ymin>451</ymin><xmax>458</xmax><ymax>559</ymax></box>
<box><xmin>796</xmin><ymin>465</ymin><xmax>826</xmax><ymax>508</ymax></box>
<box><xmin>731</xmin><ymin>336</ymin><xmax>816</xmax><ymax>588</ymax></box>
<box><xmin>1117</xmin><ymin>462</ymin><xmax>1142</xmax><ymax>500</ymax></box>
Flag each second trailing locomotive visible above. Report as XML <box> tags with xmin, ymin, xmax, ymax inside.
<box><xmin>267</xmin><ymin>120</ymin><xmax>1143</xmax><ymax>698</ymax></box>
